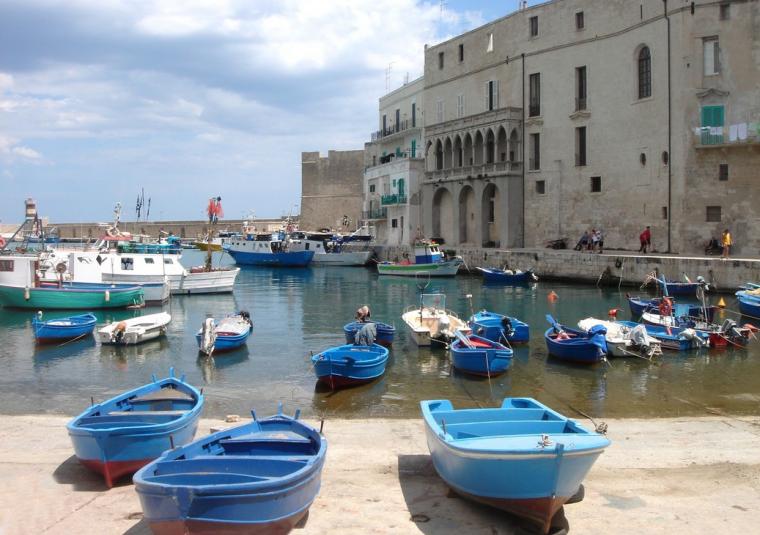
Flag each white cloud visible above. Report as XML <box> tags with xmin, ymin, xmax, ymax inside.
<box><xmin>0</xmin><ymin>135</ymin><xmax>42</xmax><ymax>161</ymax></box>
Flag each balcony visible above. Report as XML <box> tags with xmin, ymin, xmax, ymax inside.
<box><xmin>575</xmin><ymin>97</ymin><xmax>587</xmax><ymax>111</ymax></box>
<box><xmin>694</xmin><ymin>123</ymin><xmax>760</xmax><ymax>148</ymax></box>
<box><xmin>425</xmin><ymin>161</ymin><xmax>521</xmax><ymax>182</ymax></box>
<box><xmin>371</xmin><ymin>119</ymin><xmax>417</xmax><ymax>142</ymax></box>
<box><xmin>362</xmin><ymin>208</ymin><xmax>388</xmax><ymax>220</ymax></box>
<box><xmin>381</xmin><ymin>194</ymin><xmax>408</xmax><ymax>205</ymax></box>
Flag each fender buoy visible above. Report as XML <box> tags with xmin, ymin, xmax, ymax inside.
<box><xmin>547</xmin><ymin>291</ymin><xmax>558</xmax><ymax>302</ymax></box>
<box><xmin>0</xmin><ymin>236</ymin><xmax>6</xmax><ymax>248</ymax></box>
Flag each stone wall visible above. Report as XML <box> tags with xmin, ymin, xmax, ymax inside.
<box><xmin>301</xmin><ymin>150</ymin><xmax>364</xmax><ymax>231</ymax></box>
<box><xmin>51</xmin><ymin>218</ymin><xmax>291</xmax><ymax>240</ymax></box>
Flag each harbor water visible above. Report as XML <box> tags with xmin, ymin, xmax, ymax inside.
<box><xmin>1</xmin><ymin>250</ymin><xmax>759</xmax><ymax>420</ymax></box>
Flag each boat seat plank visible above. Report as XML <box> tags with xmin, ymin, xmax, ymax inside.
<box><xmin>433</xmin><ymin>408</ymin><xmax>558</xmax><ymax>424</ymax></box>
<box><xmin>108</xmin><ymin>410</ymin><xmax>190</xmax><ymax>416</ymax></box>
<box><xmin>130</xmin><ymin>388</ymin><xmax>194</xmax><ymax>403</ymax></box>
<box><xmin>444</xmin><ymin>420</ymin><xmax>575</xmax><ymax>438</ymax></box>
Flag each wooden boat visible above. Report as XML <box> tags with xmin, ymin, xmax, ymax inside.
<box><xmin>196</xmin><ymin>312</ymin><xmax>253</xmax><ymax>355</ymax></box>
<box><xmin>544</xmin><ymin>315</ymin><xmax>607</xmax><ymax>364</ymax></box>
<box><xmin>450</xmin><ymin>332</ymin><xmax>513</xmax><ymax>376</ymax></box>
<box><xmin>376</xmin><ymin>241</ymin><xmax>462</xmax><ymax>277</ymax></box>
<box><xmin>577</xmin><ymin>317</ymin><xmax>661</xmax><ymax>358</ymax></box>
<box><xmin>98</xmin><ymin>312</ymin><xmax>171</xmax><ymax>345</ymax></box>
<box><xmin>133</xmin><ymin>405</ymin><xmax>327</xmax><ymax>535</ymax></box>
<box><xmin>476</xmin><ymin>267</ymin><xmax>538</xmax><ymax>284</ymax></box>
<box><xmin>311</xmin><ymin>343</ymin><xmax>389</xmax><ymax>389</ymax></box>
<box><xmin>421</xmin><ymin>397</ymin><xmax>610</xmax><ymax>534</ymax></box>
<box><xmin>469</xmin><ymin>310</ymin><xmax>530</xmax><ymax>344</ymax></box>
<box><xmin>401</xmin><ymin>293</ymin><xmax>470</xmax><ymax>346</ymax></box>
<box><xmin>66</xmin><ymin>368</ymin><xmax>203</xmax><ymax>487</ymax></box>
<box><xmin>32</xmin><ymin>312</ymin><xmax>97</xmax><ymax>342</ymax></box>
<box><xmin>343</xmin><ymin>320</ymin><xmax>396</xmax><ymax>347</ymax></box>
<box><xmin>616</xmin><ymin>320</ymin><xmax>708</xmax><ymax>351</ymax></box>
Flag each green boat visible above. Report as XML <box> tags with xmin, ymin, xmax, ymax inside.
<box><xmin>376</xmin><ymin>241</ymin><xmax>463</xmax><ymax>277</ymax></box>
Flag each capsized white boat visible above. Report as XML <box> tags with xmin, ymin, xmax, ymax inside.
<box><xmin>577</xmin><ymin>317</ymin><xmax>661</xmax><ymax>358</ymax></box>
<box><xmin>98</xmin><ymin>312</ymin><xmax>171</xmax><ymax>345</ymax></box>
<box><xmin>402</xmin><ymin>294</ymin><xmax>471</xmax><ymax>346</ymax></box>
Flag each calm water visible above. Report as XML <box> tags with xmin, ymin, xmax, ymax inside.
<box><xmin>1</xmin><ymin>249</ymin><xmax>759</xmax><ymax>420</ymax></box>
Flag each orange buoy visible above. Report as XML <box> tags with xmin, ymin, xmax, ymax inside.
<box><xmin>608</xmin><ymin>308</ymin><xmax>619</xmax><ymax>318</ymax></box>
<box><xmin>547</xmin><ymin>291</ymin><xmax>558</xmax><ymax>302</ymax></box>
<box><xmin>717</xmin><ymin>297</ymin><xmax>726</xmax><ymax>308</ymax></box>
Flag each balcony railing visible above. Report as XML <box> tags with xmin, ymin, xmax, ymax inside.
<box><xmin>575</xmin><ymin>97</ymin><xmax>587</xmax><ymax>111</ymax></box>
<box><xmin>695</xmin><ymin>124</ymin><xmax>760</xmax><ymax>147</ymax></box>
<box><xmin>381</xmin><ymin>194</ymin><xmax>408</xmax><ymax>205</ymax></box>
<box><xmin>371</xmin><ymin>119</ymin><xmax>416</xmax><ymax>141</ymax></box>
<box><xmin>362</xmin><ymin>208</ymin><xmax>387</xmax><ymax>220</ymax></box>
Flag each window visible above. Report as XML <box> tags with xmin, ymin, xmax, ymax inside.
<box><xmin>304</xmin><ymin>242</ymin><xmax>310</xmax><ymax>250</ymax></box>
<box><xmin>121</xmin><ymin>258</ymin><xmax>134</xmax><ymax>270</ymax></box>
<box><xmin>488</xmin><ymin>194</ymin><xmax>495</xmax><ymax>223</ymax></box>
<box><xmin>536</xmin><ymin>180</ymin><xmax>546</xmax><ymax>194</ymax></box>
<box><xmin>701</xmin><ymin>105</ymin><xmax>725</xmax><ymax>143</ymax></box>
<box><xmin>703</xmin><ymin>37</ymin><xmax>720</xmax><ymax>75</ymax></box>
<box><xmin>369</xmin><ymin>184</ymin><xmax>376</xmax><ymax>193</ymax></box>
<box><xmin>391</xmin><ymin>218</ymin><xmax>398</xmax><ymax>228</ymax></box>
<box><xmin>720</xmin><ymin>3</ymin><xmax>730</xmax><ymax>20</ymax></box>
<box><xmin>411</xmin><ymin>138</ymin><xmax>416</xmax><ymax>158</ymax></box>
<box><xmin>719</xmin><ymin>163</ymin><xmax>729</xmax><ymax>181</ymax></box>
<box><xmin>638</xmin><ymin>46</ymin><xmax>651</xmax><ymax>98</ymax></box>
<box><xmin>576</xmin><ymin>11</ymin><xmax>584</xmax><ymax>29</ymax></box>
<box><xmin>144</xmin><ymin>258</ymin><xmax>155</xmax><ymax>264</ymax></box>
<box><xmin>590</xmin><ymin>176</ymin><xmax>601</xmax><ymax>192</ymax></box>
<box><xmin>529</xmin><ymin>133</ymin><xmax>540</xmax><ymax>170</ymax></box>
<box><xmin>436</xmin><ymin>99</ymin><xmax>444</xmax><ymax>123</ymax></box>
<box><xmin>395</xmin><ymin>109</ymin><xmax>400</xmax><ymax>132</ymax></box>
<box><xmin>640</xmin><ymin>153</ymin><xmax>647</xmax><ymax>166</ymax></box>
<box><xmin>458</xmin><ymin>43</ymin><xmax>464</xmax><ymax>62</ymax></box>
<box><xmin>164</xmin><ymin>258</ymin><xmax>173</xmax><ymax>264</ymax></box>
<box><xmin>487</xmin><ymin>32</ymin><xmax>494</xmax><ymax>52</ymax></box>
<box><xmin>575</xmin><ymin>127</ymin><xmax>587</xmax><ymax>166</ymax></box>
<box><xmin>382</xmin><ymin>114</ymin><xmax>387</xmax><ymax>134</ymax></box>
<box><xmin>529</xmin><ymin>16</ymin><xmax>538</xmax><ymax>37</ymax></box>
<box><xmin>576</xmin><ymin>66</ymin><xmax>587</xmax><ymax>110</ymax></box>
<box><xmin>438</xmin><ymin>51</ymin><xmax>444</xmax><ymax>70</ymax></box>
<box><xmin>662</xmin><ymin>151</ymin><xmax>669</xmax><ymax>165</ymax></box>
<box><xmin>486</xmin><ymin>80</ymin><xmax>499</xmax><ymax>111</ymax></box>
<box><xmin>457</xmin><ymin>94</ymin><xmax>465</xmax><ymax>117</ymax></box>
<box><xmin>411</xmin><ymin>102</ymin><xmax>416</xmax><ymax>127</ymax></box>
<box><xmin>662</xmin><ymin>206</ymin><xmax>668</xmax><ymax>220</ymax></box>
<box><xmin>372</xmin><ymin>155</ymin><xmax>376</xmax><ymax>166</ymax></box>
<box><xmin>529</xmin><ymin>73</ymin><xmax>540</xmax><ymax>116</ymax></box>
<box><xmin>706</xmin><ymin>205</ymin><xmax>722</xmax><ymax>222</ymax></box>
<box><xmin>0</xmin><ymin>260</ymin><xmax>13</xmax><ymax>272</ymax></box>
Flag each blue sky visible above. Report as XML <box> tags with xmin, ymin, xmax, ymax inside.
<box><xmin>0</xmin><ymin>0</ymin><xmax>540</xmax><ymax>223</ymax></box>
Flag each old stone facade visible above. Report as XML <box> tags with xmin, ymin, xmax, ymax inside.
<box><xmin>300</xmin><ymin>150</ymin><xmax>364</xmax><ymax>232</ymax></box>
<box><xmin>418</xmin><ymin>0</ymin><xmax>759</xmax><ymax>255</ymax></box>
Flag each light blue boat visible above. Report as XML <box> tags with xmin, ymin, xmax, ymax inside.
<box><xmin>32</xmin><ymin>312</ymin><xmax>97</xmax><ymax>342</ymax></box>
<box><xmin>66</xmin><ymin>368</ymin><xmax>203</xmax><ymax>487</ymax></box>
<box><xmin>421</xmin><ymin>397</ymin><xmax>610</xmax><ymax>533</ymax></box>
<box><xmin>133</xmin><ymin>405</ymin><xmax>326</xmax><ymax>535</ymax></box>
<box><xmin>736</xmin><ymin>289</ymin><xmax>760</xmax><ymax>318</ymax></box>
<box><xmin>450</xmin><ymin>333</ymin><xmax>513</xmax><ymax>376</ymax></box>
<box><xmin>469</xmin><ymin>310</ymin><xmax>530</xmax><ymax>344</ymax></box>
<box><xmin>311</xmin><ymin>343</ymin><xmax>389</xmax><ymax>389</ymax></box>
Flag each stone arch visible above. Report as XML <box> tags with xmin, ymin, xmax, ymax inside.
<box><xmin>444</xmin><ymin>137</ymin><xmax>453</xmax><ymax>169</ymax></box>
<box><xmin>473</xmin><ymin>130</ymin><xmax>484</xmax><ymax>165</ymax></box>
<box><xmin>482</xmin><ymin>183</ymin><xmax>501</xmax><ymax>247</ymax></box>
<box><xmin>453</xmin><ymin>134</ymin><xmax>463</xmax><ymax>167</ymax></box>
<box><xmin>509</xmin><ymin>128</ymin><xmax>520</xmax><ymax>162</ymax></box>
<box><xmin>458</xmin><ymin>185</ymin><xmax>476</xmax><ymax>244</ymax></box>
<box><xmin>463</xmin><ymin>132</ymin><xmax>473</xmax><ymax>166</ymax></box>
<box><xmin>497</xmin><ymin>126</ymin><xmax>508</xmax><ymax>163</ymax></box>
<box><xmin>432</xmin><ymin>187</ymin><xmax>454</xmax><ymax>244</ymax></box>
<box><xmin>485</xmin><ymin>128</ymin><xmax>496</xmax><ymax>164</ymax></box>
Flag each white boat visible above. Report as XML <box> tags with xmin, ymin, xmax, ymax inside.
<box><xmin>288</xmin><ymin>231</ymin><xmax>372</xmax><ymax>266</ymax></box>
<box><xmin>577</xmin><ymin>317</ymin><xmax>661</xmax><ymax>358</ymax></box>
<box><xmin>98</xmin><ymin>312</ymin><xmax>171</xmax><ymax>345</ymax></box>
<box><xmin>402</xmin><ymin>294</ymin><xmax>471</xmax><ymax>346</ymax></box>
<box><xmin>377</xmin><ymin>241</ymin><xmax>462</xmax><ymax>277</ymax></box>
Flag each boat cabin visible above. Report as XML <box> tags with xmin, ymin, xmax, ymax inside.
<box><xmin>414</xmin><ymin>242</ymin><xmax>443</xmax><ymax>264</ymax></box>
<box><xmin>230</xmin><ymin>233</ymin><xmax>290</xmax><ymax>253</ymax></box>
<box><xmin>0</xmin><ymin>254</ymin><xmax>41</xmax><ymax>288</ymax></box>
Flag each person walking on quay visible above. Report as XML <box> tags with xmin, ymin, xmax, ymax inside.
<box><xmin>595</xmin><ymin>228</ymin><xmax>604</xmax><ymax>254</ymax></box>
<box><xmin>638</xmin><ymin>226</ymin><xmax>651</xmax><ymax>254</ymax></box>
<box><xmin>721</xmin><ymin>228</ymin><xmax>732</xmax><ymax>260</ymax></box>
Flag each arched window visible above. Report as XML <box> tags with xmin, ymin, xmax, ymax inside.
<box><xmin>638</xmin><ymin>46</ymin><xmax>651</xmax><ymax>99</ymax></box>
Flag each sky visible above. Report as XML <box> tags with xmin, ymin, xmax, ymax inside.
<box><xmin>0</xmin><ymin>0</ymin><xmax>540</xmax><ymax>224</ymax></box>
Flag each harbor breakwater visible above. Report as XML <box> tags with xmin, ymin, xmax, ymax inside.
<box><xmin>377</xmin><ymin>246</ymin><xmax>758</xmax><ymax>292</ymax></box>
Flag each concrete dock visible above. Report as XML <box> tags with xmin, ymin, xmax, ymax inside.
<box><xmin>2</xmin><ymin>414</ymin><xmax>760</xmax><ymax>534</ymax></box>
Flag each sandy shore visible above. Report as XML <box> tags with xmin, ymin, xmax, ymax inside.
<box><xmin>1</xmin><ymin>414</ymin><xmax>759</xmax><ymax>534</ymax></box>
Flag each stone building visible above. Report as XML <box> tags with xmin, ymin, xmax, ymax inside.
<box><xmin>421</xmin><ymin>0</ymin><xmax>759</xmax><ymax>254</ymax></box>
<box><xmin>362</xmin><ymin>77</ymin><xmax>425</xmax><ymax>245</ymax></box>
<box><xmin>300</xmin><ymin>150</ymin><xmax>364</xmax><ymax>231</ymax></box>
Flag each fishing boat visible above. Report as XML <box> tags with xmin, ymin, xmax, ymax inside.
<box><xmin>476</xmin><ymin>267</ymin><xmax>538</xmax><ymax>284</ymax></box>
<box><xmin>627</xmin><ymin>295</ymin><xmax>716</xmax><ymax>322</ymax></box>
<box><xmin>450</xmin><ymin>332</ymin><xmax>513</xmax><ymax>376</ymax></box>
<box><xmin>311</xmin><ymin>343</ymin><xmax>390</xmax><ymax>389</ymax></box>
<box><xmin>98</xmin><ymin>312</ymin><xmax>172</xmax><ymax>345</ymax></box>
<box><xmin>343</xmin><ymin>320</ymin><xmax>396</xmax><ymax>347</ymax></box>
<box><xmin>577</xmin><ymin>318</ymin><xmax>661</xmax><ymax>358</ymax></box>
<box><xmin>196</xmin><ymin>312</ymin><xmax>253</xmax><ymax>355</ymax></box>
<box><xmin>289</xmin><ymin>231</ymin><xmax>373</xmax><ymax>266</ymax></box>
<box><xmin>401</xmin><ymin>293</ymin><xmax>470</xmax><ymax>346</ymax></box>
<box><xmin>469</xmin><ymin>310</ymin><xmax>530</xmax><ymax>344</ymax></box>
<box><xmin>657</xmin><ymin>278</ymin><xmax>703</xmax><ymax>296</ymax></box>
<box><xmin>225</xmin><ymin>232</ymin><xmax>314</xmax><ymax>267</ymax></box>
<box><xmin>544</xmin><ymin>315</ymin><xmax>607</xmax><ymax>364</ymax></box>
<box><xmin>133</xmin><ymin>405</ymin><xmax>326</xmax><ymax>535</ymax></box>
<box><xmin>421</xmin><ymin>397</ymin><xmax>610</xmax><ymax>534</ymax></box>
<box><xmin>66</xmin><ymin>368</ymin><xmax>203</xmax><ymax>487</ymax></box>
<box><xmin>615</xmin><ymin>320</ymin><xmax>707</xmax><ymax>351</ymax></box>
<box><xmin>193</xmin><ymin>230</ymin><xmax>239</xmax><ymax>251</ymax></box>
<box><xmin>32</xmin><ymin>312</ymin><xmax>97</xmax><ymax>343</ymax></box>
<box><xmin>376</xmin><ymin>241</ymin><xmax>462</xmax><ymax>277</ymax></box>
<box><xmin>641</xmin><ymin>311</ymin><xmax>751</xmax><ymax>348</ymax></box>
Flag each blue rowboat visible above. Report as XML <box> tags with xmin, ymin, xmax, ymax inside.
<box><xmin>616</xmin><ymin>320</ymin><xmax>708</xmax><ymax>351</ymax></box>
<box><xmin>627</xmin><ymin>296</ymin><xmax>716</xmax><ymax>322</ymax></box>
<box><xmin>421</xmin><ymin>397</ymin><xmax>610</xmax><ymax>534</ymax></box>
<box><xmin>450</xmin><ymin>333</ymin><xmax>513</xmax><ymax>377</ymax></box>
<box><xmin>196</xmin><ymin>313</ymin><xmax>253</xmax><ymax>355</ymax></box>
<box><xmin>469</xmin><ymin>310</ymin><xmax>530</xmax><ymax>344</ymax></box>
<box><xmin>311</xmin><ymin>343</ymin><xmax>389</xmax><ymax>389</ymax></box>
<box><xmin>657</xmin><ymin>278</ymin><xmax>702</xmax><ymax>296</ymax></box>
<box><xmin>32</xmin><ymin>312</ymin><xmax>97</xmax><ymax>342</ymax></box>
<box><xmin>343</xmin><ymin>320</ymin><xmax>396</xmax><ymax>347</ymax></box>
<box><xmin>544</xmin><ymin>315</ymin><xmax>607</xmax><ymax>364</ymax></box>
<box><xmin>736</xmin><ymin>291</ymin><xmax>760</xmax><ymax>318</ymax></box>
<box><xmin>476</xmin><ymin>267</ymin><xmax>538</xmax><ymax>284</ymax></box>
<box><xmin>133</xmin><ymin>405</ymin><xmax>327</xmax><ymax>535</ymax></box>
<box><xmin>66</xmin><ymin>368</ymin><xmax>203</xmax><ymax>487</ymax></box>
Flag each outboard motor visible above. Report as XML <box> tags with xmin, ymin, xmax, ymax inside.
<box><xmin>501</xmin><ymin>316</ymin><xmax>515</xmax><ymax>338</ymax></box>
<box><xmin>201</xmin><ymin>318</ymin><xmax>217</xmax><ymax>355</ymax></box>
<box><xmin>239</xmin><ymin>310</ymin><xmax>252</xmax><ymax>324</ymax></box>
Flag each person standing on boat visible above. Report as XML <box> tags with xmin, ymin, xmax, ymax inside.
<box><xmin>638</xmin><ymin>226</ymin><xmax>651</xmax><ymax>254</ymax></box>
<box><xmin>355</xmin><ymin>305</ymin><xmax>371</xmax><ymax>322</ymax></box>
<box><xmin>721</xmin><ymin>229</ymin><xmax>732</xmax><ymax>259</ymax></box>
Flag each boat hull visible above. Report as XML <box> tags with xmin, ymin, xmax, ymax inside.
<box><xmin>737</xmin><ymin>294</ymin><xmax>760</xmax><ymax>317</ymax></box>
<box><xmin>104</xmin><ymin>269</ymin><xmax>239</xmax><ymax>295</ymax></box>
<box><xmin>0</xmin><ymin>284</ymin><xmax>143</xmax><ymax>310</ymax></box>
<box><xmin>343</xmin><ymin>321</ymin><xmax>395</xmax><ymax>347</ymax></box>
<box><xmin>469</xmin><ymin>311</ymin><xmax>530</xmax><ymax>344</ymax></box>
<box><xmin>376</xmin><ymin>259</ymin><xmax>462</xmax><ymax>277</ymax></box>
<box><xmin>146</xmin><ymin>510</ymin><xmax>307</xmax><ymax>535</ymax></box>
<box><xmin>451</xmin><ymin>336</ymin><xmax>513</xmax><ymax>377</ymax></box>
<box><xmin>312</xmin><ymin>250</ymin><xmax>372</xmax><ymax>266</ymax></box>
<box><xmin>312</xmin><ymin>344</ymin><xmax>389</xmax><ymax>390</ymax></box>
<box><xmin>544</xmin><ymin>328</ymin><xmax>607</xmax><ymax>364</ymax></box>
<box><xmin>195</xmin><ymin>328</ymin><xmax>252</xmax><ymax>354</ymax></box>
<box><xmin>657</xmin><ymin>280</ymin><xmax>701</xmax><ymax>296</ymax></box>
<box><xmin>478</xmin><ymin>268</ymin><xmax>537</xmax><ymax>284</ymax></box>
<box><xmin>226</xmin><ymin>249</ymin><xmax>314</xmax><ymax>267</ymax></box>
<box><xmin>32</xmin><ymin>313</ymin><xmax>97</xmax><ymax>342</ymax></box>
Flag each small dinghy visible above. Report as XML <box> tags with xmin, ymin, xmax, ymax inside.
<box><xmin>544</xmin><ymin>315</ymin><xmax>607</xmax><ymax>364</ymax></box>
<box><xmin>32</xmin><ymin>312</ymin><xmax>97</xmax><ymax>343</ymax></box>
<box><xmin>133</xmin><ymin>404</ymin><xmax>327</xmax><ymax>535</ymax></box>
<box><xmin>469</xmin><ymin>310</ymin><xmax>530</xmax><ymax>344</ymax></box>
<box><xmin>577</xmin><ymin>317</ymin><xmax>661</xmax><ymax>358</ymax></box>
<box><xmin>196</xmin><ymin>311</ymin><xmax>253</xmax><ymax>355</ymax></box>
<box><xmin>421</xmin><ymin>397</ymin><xmax>610</xmax><ymax>534</ymax></box>
<box><xmin>67</xmin><ymin>368</ymin><xmax>203</xmax><ymax>487</ymax></box>
<box><xmin>476</xmin><ymin>267</ymin><xmax>538</xmax><ymax>284</ymax></box>
<box><xmin>312</xmin><ymin>343</ymin><xmax>390</xmax><ymax>389</ymax></box>
<box><xmin>736</xmin><ymin>289</ymin><xmax>760</xmax><ymax>318</ymax></box>
<box><xmin>450</xmin><ymin>331</ymin><xmax>513</xmax><ymax>377</ymax></box>
<box><xmin>98</xmin><ymin>312</ymin><xmax>171</xmax><ymax>345</ymax></box>
<box><xmin>343</xmin><ymin>321</ymin><xmax>396</xmax><ymax>347</ymax></box>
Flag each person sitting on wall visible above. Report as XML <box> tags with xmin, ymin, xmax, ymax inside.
<box><xmin>574</xmin><ymin>230</ymin><xmax>590</xmax><ymax>251</ymax></box>
<box><xmin>399</xmin><ymin>253</ymin><xmax>412</xmax><ymax>265</ymax></box>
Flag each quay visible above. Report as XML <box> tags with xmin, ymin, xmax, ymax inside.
<box><xmin>3</xmin><ymin>414</ymin><xmax>760</xmax><ymax>534</ymax></box>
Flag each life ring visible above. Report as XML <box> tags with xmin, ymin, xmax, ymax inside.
<box><xmin>0</xmin><ymin>236</ymin><xmax>5</xmax><ymax>248</ymax></box>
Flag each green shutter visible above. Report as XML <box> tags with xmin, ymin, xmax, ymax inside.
<box><xmin>701</xmin><ymin>105</ymin><xmax>724</xmax><ymax>127</ymax></box>
<box><xmin>411</xmin><ymin>139</ymin><xmax>417</xmax><ymax>158</ymax></box>
<box><xmin>398</xmin><ymin>178</ymin><xmax>405</xmax><ymax>196</ymax></box>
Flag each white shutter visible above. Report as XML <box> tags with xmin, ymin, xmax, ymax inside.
<box><xmin>495</xmin><ymin>80</ymin><xmax>500</xmax><ymax>109</ymax></box>
<box><xmin>704</xmin><ymin>40</ymin><xmax>716</xmax><ymax>75</ymax></box>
